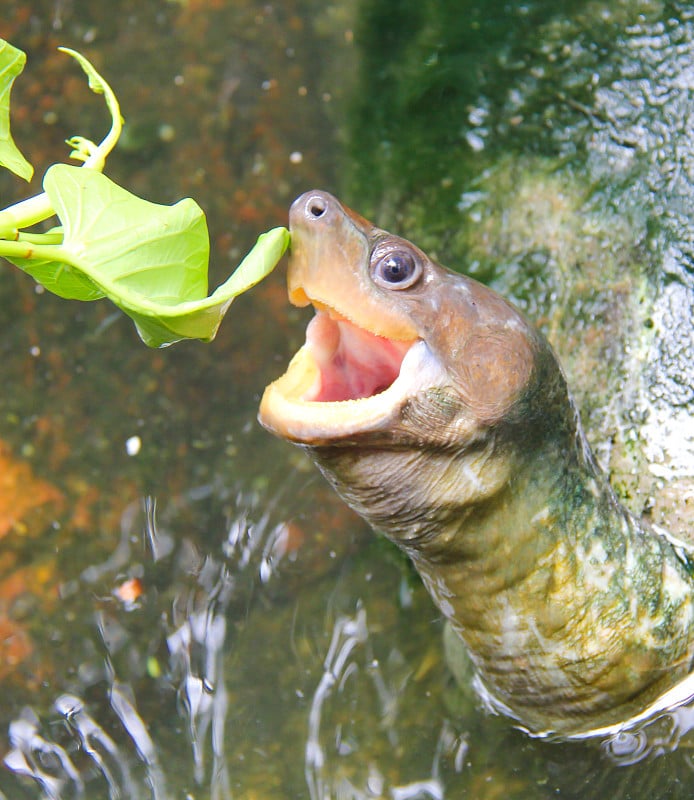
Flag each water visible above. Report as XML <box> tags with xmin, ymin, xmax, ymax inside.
<box><xmin>0</xmin><ymin>1</ymin><xmax>693</xmax><ymax>798</ymax></box>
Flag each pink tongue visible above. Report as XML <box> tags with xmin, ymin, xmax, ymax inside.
<box><xmin>304</xmin><ymin>313</ymin><xmax>411</xmax><ymax>402</ymax></box>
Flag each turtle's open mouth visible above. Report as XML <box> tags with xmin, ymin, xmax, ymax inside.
<box><xmin>302</xmin><ymin>309</ymin><xmax>413</xmax><ymax>402</ymax></box>
<box><xmin>258</xmin><ymin>302</ymin><xmax>434</xmax><ymax>444</ymax></box>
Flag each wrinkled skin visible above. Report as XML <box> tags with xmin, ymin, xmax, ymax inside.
<box><xmin>260</xmin><ymin>191</ymin><xmax>694</xmax><ymax>738</ymax></box>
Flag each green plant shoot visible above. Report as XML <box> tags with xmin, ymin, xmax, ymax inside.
<box><xmin>0</xmin><ymin>41</ymin><xmax>290</xmax><ymax>347</ymax></box>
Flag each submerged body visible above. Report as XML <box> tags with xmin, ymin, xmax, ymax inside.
<box><xmin>259</xmin><ymin>191</ymin><xmax>694</xmax><ymax>738</ymax></box>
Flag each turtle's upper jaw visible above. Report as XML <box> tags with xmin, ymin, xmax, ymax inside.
<box><xmin>259</xmin><ymin>307</ymin><xmax>444</xmax><ymax>444</ymax></box>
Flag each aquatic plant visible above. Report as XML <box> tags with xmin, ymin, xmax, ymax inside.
<box><xmin>0</xmin><ymin>40</ymin><xmax>289</xmax><ymax>347</ymax></box>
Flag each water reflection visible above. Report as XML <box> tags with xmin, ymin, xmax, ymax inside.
<box><xmin>1</xmin><ymin>480</ymin><xmax>457</xmax><ymax>799</ymax></box>
<box><xmin>602</xmin><ymin>702</ymin><xmax>694</xmax><ymax>768</ymax></box>
<box><xmin>167</xmin><ymin>561</ymin><xmax>231</xmax><ymax>799</ymax></box>
<box><xmin>6</xmin><ymin>469</ymin><xmax>694</xmax><ymax>798</ymax></box>
<box><xmin>54</xmin><ymin>693</ymin><xmax>136</xmax><ymax>799</ymax></box>
<box><xmin>6</xmin><ymin>708</ymin><xmax>84</xmax><ymax>799</ymax></box>
<box><xmin>2</xmin><ymin>478</ymin><xmax>290</xmax><ymax>798</ymax></box>
<box><xmin>305</xmin><ymin>606</ymin><xmax>465</xmax><ymax>800</ymax></box>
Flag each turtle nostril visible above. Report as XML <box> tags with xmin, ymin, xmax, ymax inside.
<box><xmin>307</xmin><ymin>195</ymin><xmax>327</xmax><ymax>218</ymax></box>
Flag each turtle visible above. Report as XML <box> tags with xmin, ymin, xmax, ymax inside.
<box><xmin>260</xmin><ymin>0</ymin><xmax>694</xmax><ymax>742</ymax></box>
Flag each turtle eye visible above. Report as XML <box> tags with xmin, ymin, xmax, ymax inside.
<box><xmin>371</xmin><ymin>249</ymin><xmax>422</xmax><ymax>290</ymax></box>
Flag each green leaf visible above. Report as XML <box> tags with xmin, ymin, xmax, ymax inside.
<box><xmin>0</xmin><ymin>40</ymin><xmax>33</xmax><ymax>181</ymax></box>
<box><xmin>6</xmin><ymin>164</ymin><xmax>290</xmax><ymax>347</ymax></box>
<box><xmin>16</xmin><ymin>249</ymin><xmax>104</xmax><ymax>301</ymax></box>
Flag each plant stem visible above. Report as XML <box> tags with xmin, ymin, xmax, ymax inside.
<box><xmin>59</xmin><ymin>47</ymin><xmax>123</xmax><ymax>172</ymax></box>
<box><xmin>17</xmin><ymin>230</ymin><xmax>63</xmax><ymax>245</ymax></box>
<box><xmin>0</xmin><ymin>239</ymin><xmax>67</xmax><ymax>263</ymax></box>
<box><xmin>0</xmin><ymin>192</ymin><xmax>55</xmax><ymax>238</ymax></box>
